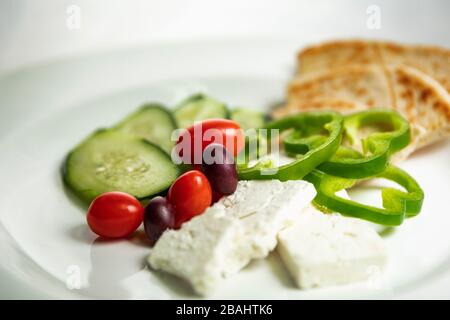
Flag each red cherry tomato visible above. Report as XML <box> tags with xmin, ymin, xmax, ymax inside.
<box><xmin>176</xmin><ymin>119</ymin><xmax>244</xmax><ymax>164</ymax></box>
<box><xmin>87</xmin><ymin>192</ymin><xmax>144</xmax><ymax>238</ymax></box>
<box><xmin>167</xmin><ymin>170</ymin><xmax>212</xmax><ymax>228</ymax></box>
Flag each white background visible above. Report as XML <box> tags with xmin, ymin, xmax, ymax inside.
<box><xmin>0</xmin><ymin>0</ymin><xmax>449</xmax><ymax>75</ymax></box>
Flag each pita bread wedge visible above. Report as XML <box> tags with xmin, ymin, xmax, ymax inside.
<box><xmin>387</xmin><ymin>64</ymin><xmax>450</xmax><ymax>156</ymax></box>
<box><xmin>288</xmin><ymin>64</ymin><xmax>392</xmax><ymax>108</ymax></box>
<box><xmin>277</xmin><ymin>64</ymin><xmax>450</xmax><ymax>159</ymax></box>
<box><xmin>298</xmin><ymin>40</ymin><xmax>383</xmax><ymax>74</ymax></box>
<box><xmin>380</xmin><ymin>43</ymin><xmax>450</xmax><ymax>94</ymax></box>
<box><xmin>297</xmin><ymin>40</ymin><xmax>450</xmax><ymax>93</ymax></box>
<box><xmin>272</xmin><ymin>98</ymin><xmax>364</xmax><ymax>119</ymax></box>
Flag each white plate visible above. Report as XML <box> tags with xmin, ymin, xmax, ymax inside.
<box><xmin>0</xmin><ymin>38</ymin><xmax>449</xmax><ymax>299</ymax></box>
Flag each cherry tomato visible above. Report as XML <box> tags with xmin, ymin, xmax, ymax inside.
<box><xmin>176</xmin><ymin>119</ymin><xmax>244</xmax><ymax>164</ymax></box>
<box><xmin>87</xmin><ymin>192</ymin><xmax>144</xmax><ymax>238</ymax></box>
<box><xmin>144</xmin><ymin>196</ymin><xmax>176</xmax><ymax>246</ymax></box>
<box><xmin>167</xmin><ymin>170</ymin><xmax>212</xmax><ymax>228</ymax></box>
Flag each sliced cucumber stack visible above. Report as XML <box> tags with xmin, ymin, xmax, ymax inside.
<box><xmin>63</xmin><ymin>129</ymin><xmax>179</xmax><ymax>203</ymax></box>
<box><xmin>174</xmin><ymin>94</ymin><xmax>229</xmax><ymax>128</ymax></box>
<box><xmin>115</xmin><ymin>104</ymin><xmax>176</xmax><ymax>154</ymax></box>
<box><xmin>231</xmin><ymin>108</ymin><xmax>266</xmax><ymax>130</ymax></box>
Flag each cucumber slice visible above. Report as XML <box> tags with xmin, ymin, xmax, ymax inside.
<box><xmin>63</xmin><ymin>129</ymin><xmax>179</xmax><ymax>203</ymax></box>
<box><xmin>174</xmin><ymin>94</ymin><xmax>229</xmax><ymax>128</ymax></box>
<box><xmin>115</xmin><ymin>104</ymin><xmax>176</xmax><ymax>154</ymax></box>
<box><xmin>231</xmin><ymin>108</ymin><xmax>266</xmax><ymax>130</ymax></box>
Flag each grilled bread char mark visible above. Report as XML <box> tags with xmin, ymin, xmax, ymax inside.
<box><xmin>298</xmin><ymin>39</ymin><xmax>450</xmax><ymax>94</ymax></box>
<box><xmin>279</xmin><ymin>58</ymin><xmax>450</xmax><ymax>160</ymax></box>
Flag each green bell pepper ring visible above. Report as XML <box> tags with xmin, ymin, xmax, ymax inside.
<box><xmin>304</xmin><ymin>165</ymin><xmax>424</xmax><ymax>226</ymax></box>
<box><xmin>238</xmin><ymin>111</ymin><xmax>344</xmax><ymax>181</ymax></box>
<box><xmin>236</xmin><ymin>129</ymin><xmax>270</xmax><ymax>168</ymax></box>
<box><xmin>317</xmin><ymin>109</ymin><xmax>411</xmax><ymax>179</ymax></box>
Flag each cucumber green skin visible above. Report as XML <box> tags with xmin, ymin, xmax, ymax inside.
<box><xmin>63</xmin><ymin>129</ymin><xmax>180</xmax><ymax>204</ymax></box>
<box><xmin>114</xmin><ymin>103</ymin><xmax>177</xmax><ymax>154</ymax></box>
<box><xmin>174</xmin><ymin>94</ymin><xmax>230</xmax><ymax>128</ymax></box>
<box><xmin>230</xmin><ymin>108</ymin><xmax>266</xmax><ymax>130</ymax></box>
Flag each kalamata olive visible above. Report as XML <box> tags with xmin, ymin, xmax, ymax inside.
<box><xmin>144</xmin><ymin>196</ymin><xmax>176</xmax><ymax>246</ymax></box>
<box><xmin>212</xmin><ymin>191</ymin><xmax>224</xmax><ymax>203</ymax></box>
<box><xmin>201</xmin><ymin>143</ymin><xmax>238</xmax><ymax>195</ymax></box>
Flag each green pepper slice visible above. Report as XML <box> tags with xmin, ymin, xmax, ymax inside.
<box><xmin>304</xmin><ymin>165</ymin><xmax>424</xmax><ymax>226</ymax></box>
<box><xmin>316</xmin><ymin>109</ymin><xmax>411</xmax><ymax>178</ymax></box>
<box><xmin>238</xmin><ymin>111</ymin><xmax>344</xmax><ymax>181</ymax></box>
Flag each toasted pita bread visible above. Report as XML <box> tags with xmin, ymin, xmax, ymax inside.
<box><xmin>298</xmin><ymin>40</ymin><xmax>382</xmax><ymax>74</ymax></box>
<box><xmin>298</xmin><ymin>40</ymin><xmax>450</xmax><ymax>93</ymax></box>
<box><xmin>277</xmin><ymin>64</ymin><xmax>450</xmax><ymax>159</ymax></box>
<box><xmin>381</xmin><ymin>43</ymin><xmax>450</xmax><ymax>95</ymax></box>
<box><xmin>272</xmin><ymin>98</ymin><xmax>364</xmax><ymax>119</ymax></box>
<box><xmin>388</xmin><ymin>64</ymin><xmax>450</xmax><ymax>152</ymax></box>
<box><xmin>288</xmin><ymin>64</ymin><xmax>391</xmax><ymax>108</ymax></box>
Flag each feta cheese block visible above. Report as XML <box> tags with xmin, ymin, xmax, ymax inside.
<box><xmin>147</xmin><ymin>207</ymin><xmax>242</xmax><ymax>295</ymax></box>
<box><xmin>216</xmin><ymin>180</ymin><xmax>316</xmax><ymax>260</ymax></box>
<box><xmin>148</xmin><ymin>179</ymin><xmax>316</xmax><ymax>296</ymax></box>
<box><xmin>277</xmin><ymin>204</ymin><xmax>387</xmax><ymax>289</ymax></box>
